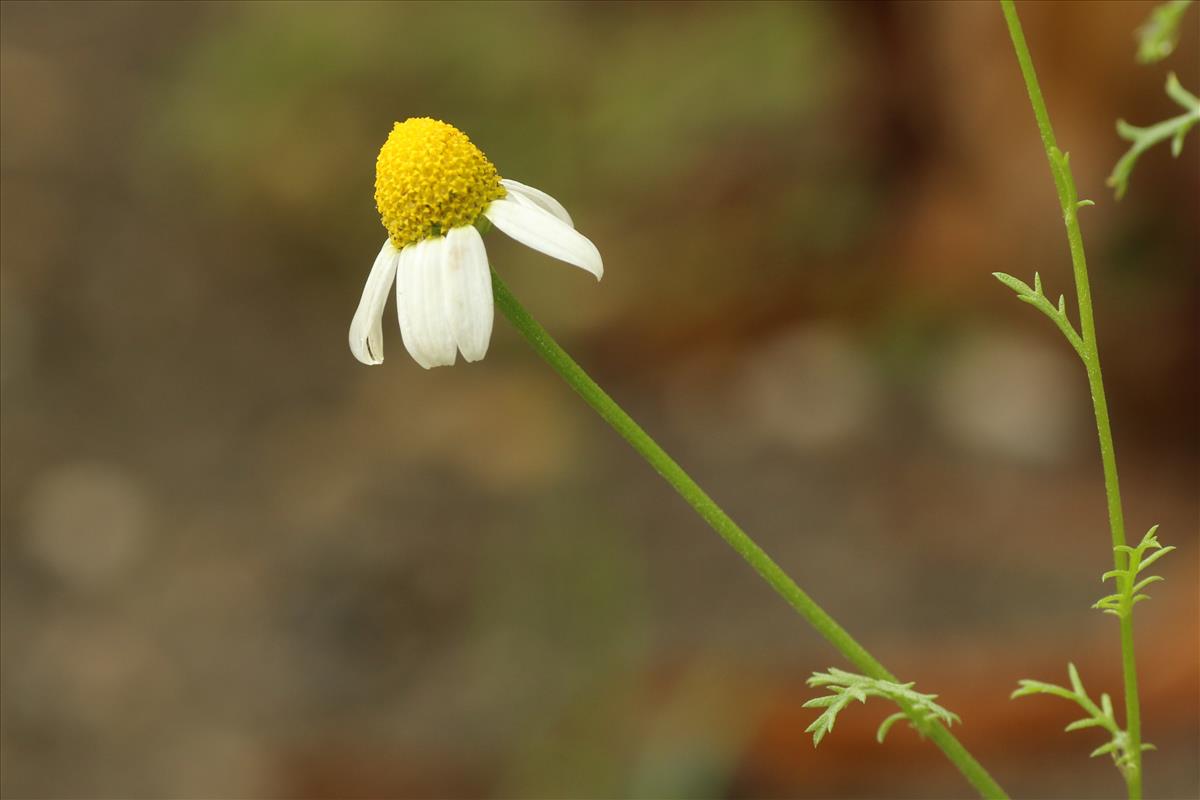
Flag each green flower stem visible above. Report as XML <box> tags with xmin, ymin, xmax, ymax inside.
<box><xmin>492</xmin><ymin>269</ymin><xmax>1008</xmax><ymax>800</ymax></box>
<box><xmin>1000</xmin><ymin>2</ymin><xmax>1142</xmax><ymax>797</ymax></box>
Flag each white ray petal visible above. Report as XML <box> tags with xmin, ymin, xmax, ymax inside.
<box><xmin>421</xmin><ymin>237</ymin><xmax>458</xmax><ymax>367</ymax></box>
<box><xmin>500</xmin><ymin>178</ymin><xmax>574</xmax><ymax>228</ymax></box>
<box><xmin>484</xmin><ymin>197</ymin><xmax>603</xmax><ymax>280</ymax></box>
<box><xmin>442</xmin><ymin>225</ymin><xmax>493</xmax><ymax>362</ymax></box>
<box><xmin>349</xmin><ymin>239</ymin><xmax>400</xmax><ymax>365</ymax></box>
<box><xmin>398</xmin><ymin>238</ymin><xmax>457</xmax><ymax>368</ymax></box>
<box><xmin>395</xmin><ymin>241</ymin><xmax>429</xmax><ymax>367</ymax></box>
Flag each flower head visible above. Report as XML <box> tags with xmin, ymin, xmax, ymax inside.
<box><xmin>374</xmin><ymin>118</ymin><xmax>505</xmax><ymax>248</ymax></box>
<box><xmin>350</xmin><ymin>118</ymin><xmax>602</xmax><ymax>368</ymax></box>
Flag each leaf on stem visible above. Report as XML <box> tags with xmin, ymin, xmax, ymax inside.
<box><xmin>991</xmin><ymin>271</ymin><xmax>1085</xmax><ymax>360</ymax></box>
<box><xmin>1108</xmin><ymin>72</ymin><xmax>1200</xmax><ymax>199</ymax></box>
<box><xmin>1094</xmin><ymin>525</ymin><xmax>1174</xmax><ymax>620</ymax></box>
<box><xmin>1136</xmin><ymin>0</ymin><xmax>1195</xmax><ymax>64</ymax></box>
<box><xmin>876</xmin><ymin>711</ymin><xmax>908</xmax><ymax>744</ymax></box>
<box><xmin>1011</xmin><ymin>662</ymin><xmax>1150</xmax><ymax>780</ymax></box>
<box><xmin>803</xmin><ymin>668</ymin><xmax>960</xmax><ymax>748</ymax></box>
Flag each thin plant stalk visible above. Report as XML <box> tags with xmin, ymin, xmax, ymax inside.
<box><xmin>1000</xmin><ymin>2</ymin><xmax>1143</xmax><ymax>797</ymax></box>
<box><xmin>491</xmin><ymin>269</ymin><xmax>1008</xmax><ymax>800</ymax></box>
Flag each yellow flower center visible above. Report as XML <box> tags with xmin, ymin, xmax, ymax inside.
<box><xmin>374</xmin><ymin>118</ymin><xmax>506</xmax><ymax>248</ymax></box>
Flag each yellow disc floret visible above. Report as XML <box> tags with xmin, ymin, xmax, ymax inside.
<box><xmin>374</xmin><ymin>118</ymin><xmax>506</xmax><ymax>248</ymax></box>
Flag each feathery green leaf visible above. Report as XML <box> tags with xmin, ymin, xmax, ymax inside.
<box><xmin>804</xmin><ymin>669</ymin><xmax>959</xmax><ymax>748</ymax></box>
<box><xmin>1136</xmin><ymin>1</ymin><xmax>1195</xmax><ymax>64</ymax></box>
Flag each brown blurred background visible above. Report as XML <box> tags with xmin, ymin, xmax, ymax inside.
<box><xmin>1</xmin><ymin>1</ymin><xmax>1197</xmax><ymax>798</ymax></box>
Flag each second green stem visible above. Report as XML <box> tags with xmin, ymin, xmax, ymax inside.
<box><xmin>492</xmin><ymin>269</ymin><xmax>1007</xmax><ymax>800</ymax></box>
<box><xmin>1000</xmin><ymin>2</ymin><xmax>1141</xmax><ymax>797</ymax></box>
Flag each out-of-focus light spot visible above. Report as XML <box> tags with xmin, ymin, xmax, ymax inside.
<box><xmin>930</xmin><ymin>332</ymin><xmax>1079</xmax><ymax>463</ymax></box>
<box><xmin>739</xmin><ymin>325</ymin><xmax>880</xmax><ymax>451</ymax></box>
<box><xmin>25</xmin><ymin>461</ymin><xmax>152</xmax><ymax>587</ymax></box>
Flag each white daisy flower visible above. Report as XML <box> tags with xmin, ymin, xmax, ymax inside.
<box><xmin>349</xmin><ymin>117</ymin><xmax>603</xmax><ymax>368</ymax></box>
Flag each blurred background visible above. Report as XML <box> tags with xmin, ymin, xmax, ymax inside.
<box><xmin>2</xmin><ymin>1</ymin><xmax>1197</xmax><ymax>798</ymax></box>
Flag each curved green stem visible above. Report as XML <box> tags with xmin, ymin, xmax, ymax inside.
<box><xmin>492</xmin><ymin>269</ymin><xmax>1008</xmax><ymax>799</ymax></box>
<box><xmin>1000</xmin><ymin>2</ymin><xmax>1142</xmax><ymax>796</ymax></box>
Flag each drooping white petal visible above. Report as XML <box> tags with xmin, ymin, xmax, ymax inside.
<box><xmin>395</xmin><ymin>242</ymin><xmax>427</xmax><ymax>367</ymax></box>
<box><xmin>349</xmin><ymin>239</ymin><xmax>400</xmax><ymax>365</ymax></box>
<box><xmin>484</xmin><ymin>197</ymin><xmax>603</xmax><ymax>280</ymax></box>
<box><xmin>500</xmin><ymin>178</ymin><xmax>574</xmax><ymax>228</ymax></box>
<box><xmin>442</xmin><ymin>225</ymin><xmax>493</xmax><ymax>362</ymax></box>
<box><xmin>397</xmin><ymin>237</ymin><xmax>457</xmax><ymax>368</ymax></box>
